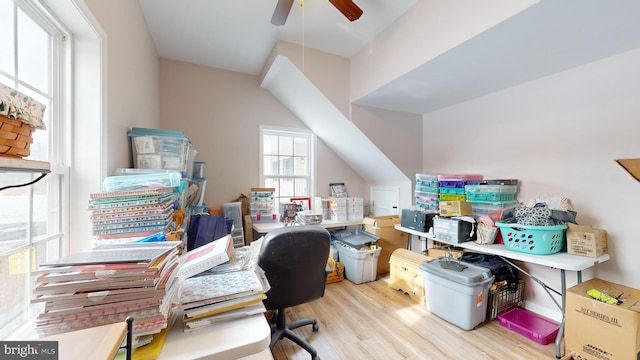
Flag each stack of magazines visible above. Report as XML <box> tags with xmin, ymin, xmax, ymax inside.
<box><xmin>88</xmin><ymin>187</ymin><xmax>177</xmax><ymax>241</ymax></box>
<box><xmin>32</xmin><ymin>241</ymin><xmax>182</xmax><ymax>346</ymax></box>
<box><xmin>177</xmin><ymin>236</ymin><xmax>269</xmax><ymax>332</ymax></box>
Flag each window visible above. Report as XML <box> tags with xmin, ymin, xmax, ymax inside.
<box><xmin>0</xmin><ymin>0</ymin><xmax>68</xmax><ymax>339</ymax></box>
<box><xmin>260</xmin><ymin>126</ymin><xmax>315</xmax><ymax>206</ymax></box>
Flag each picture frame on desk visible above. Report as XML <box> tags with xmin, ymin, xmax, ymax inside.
<box><xmin>290</xmin><ymin>197</ymin><xmax>311</xmax><ymax>211</ymax></box>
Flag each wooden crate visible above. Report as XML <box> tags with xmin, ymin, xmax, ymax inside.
<box><xmin>388</xmin><ymin>248</ymin><xmax>433</xmax><ymax>304</ymax></box>
<box><xmin>326</xmin><ymin>257</ymin><xmax>344</xmax><ymax>284</ymax></box>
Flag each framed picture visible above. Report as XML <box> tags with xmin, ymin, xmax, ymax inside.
<box><xmin>290</xmin><ymin>197</ymin><xmax>311</xmax><ymax>211</ymax></box>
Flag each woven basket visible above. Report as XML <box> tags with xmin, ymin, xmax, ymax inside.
<box><xmin>0</xmin><ymin>114</ymin><xmax>34</xmax><ymax>158</ymax></box>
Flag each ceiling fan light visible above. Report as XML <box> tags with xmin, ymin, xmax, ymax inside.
<box><xmin>329</xmin><ymin>0</ymin><xmax>363</xmax><ymax>22</ymax></box>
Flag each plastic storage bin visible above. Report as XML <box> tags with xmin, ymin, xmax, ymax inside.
<box><xmin>420</xmin><ymin>258</ymin><xmax>494</xmax><ymax>330</ymax></box>
<box><xmin>415</xmin><ymin>173</ymin><xmax>439</xmax><ymax>188</ymax></box>
<box><xmin>497</xmin><ymin>307</ymin><xmax>560</xmax><ymax>345</ymax></box>
<box><xmin>465</xmin><ymin>184</ymin><xmax>517</xmax><ymax>202</ymax></box>
<box><xmin>496</xmin><ymin>222</ymin><xmax>567</xmax><ymax>255</ymax></box>
<box><xmin>128</xmin><ymin>127</ymin><xmax>194</xmax><ymax>177</ymax></box>
<box><xmin>470</xmin><ymin>200</ymin><xmax>519</xmax><ymax>217</ymax></box>
<box><xmin>333</xmin><ymin>229</ymin><xmax>379</xmax><ymax>248</ymax></box>
<box><xmin>334</xmin><ymin>241</ymin><xmax>381</xmax><ymax>284</ymax></box>
<box><xmin>102</xmin><ymin>172</ymin><xmax>182</xmax><ymax>192</ymax></box>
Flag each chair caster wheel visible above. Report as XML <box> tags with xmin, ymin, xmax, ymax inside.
<box><xmin>312</xmin><ymin>323</ymin><xmax>319</xmax><ymax>332</ymax></box>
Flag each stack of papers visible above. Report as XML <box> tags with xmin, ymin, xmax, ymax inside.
<box><xmin>180</xmin><ymin>269</ymin><xmax>267</xmax><ymax>332</ymax></box>
<box><xmin>32</xmin><ymin>241</ymin><xmax>182</xmax><ymax>342</ymax></box>
<box><xmin>174</xmin><ymin>236</ymin><xmax>268</xmax><ymax>332</ymax></box>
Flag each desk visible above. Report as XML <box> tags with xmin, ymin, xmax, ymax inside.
<box><xmin>252</xmin><ymin>219</ymin><xmax>363</xmax><ymax>235</ymax></box>
<box><xmin>39</xmin><ymin>321</ymin><xmax>129</xmax><ymax>360</ymax></box>
<box><xmin>394</xmin><ymin>225</ymin><xmax>610</xmax><ymax>359</ymax></box>
<box><xmin>159</xmin><ymin>314</ymin><xmax>272</xmax><ymax>360</ymax></box>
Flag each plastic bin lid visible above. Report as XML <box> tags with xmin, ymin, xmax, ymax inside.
<box><xmin>127</xmin><ymin>127</ymin><xmax>191</xmax><ymax>142</ymax></box>
<box><xmin>333</xmin><ymin>229</ymin><xmax>379</xmax><ymax>248</ymax></box>
<box><xmin>420</xmin><ymin>258</ymin><xmax>493</xmax><ymax>285</ymax></box>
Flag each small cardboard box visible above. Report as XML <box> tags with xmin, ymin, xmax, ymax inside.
<box><xmin>439</xmin><ymin>201</ymin><xmax>473</xmax><ymax>216</ymax></box>
<box><xmin>565</xmin><ymin>278</ymin><xmax>640</xmax><ymax>360</ymax></box>
<box><xmin>566</xmin><ymin>223</ymin><xmax>608</xmax><ymax>258</ymax></box>
<box><xmin>426</xmin><ymin>246</ymin><xmax>464</xmax><ymax>259</ymax></box>
<box><xmin>363</xmin><ymin>216</ymin><xmax>408</xmax><ymax>275</ymax></box>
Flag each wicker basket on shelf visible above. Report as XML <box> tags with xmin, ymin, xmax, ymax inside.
<box><xmin>0</xmin><ymin>114</ymin><xmax>35</xmax><ymax>158</ymax></box>
<box><xmin>0</xmin><ymin>82</ymin><xmax>47</xmax><ymax>158</ymax></box>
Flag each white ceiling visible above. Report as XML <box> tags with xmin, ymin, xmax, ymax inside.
<box><xmin>138</xmin><ymin>0</ymin><xmax>416</xmax><ymax>76</ymax></box>
<box><xmin>138</xmin><ymin>0</ymin><xmax>640</xmax><ymax>116</ymax></box>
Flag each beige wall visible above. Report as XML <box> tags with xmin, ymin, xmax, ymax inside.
<box><xmin>423</xmin><ymin>48</ymin><xmax>640</xmax><ymax>320</ymax></box>
<box><xmin>158</xmin><ymin>58</ymin><xmax>366</xmax><ymax>213</ymax></box>
<box><xmin>85</xmin><ymin>0</ymin><xmax>160</xmax><ymax>175</ymax></box>
<box><xmin>68</xmin><ymin>0</ymin><xmax>160</xmax><ymax>253</ymax></box>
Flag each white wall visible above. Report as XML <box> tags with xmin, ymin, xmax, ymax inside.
<box><xmin>423</xmin><ymin>48</ymin><xmax>640</xmax><ymax>319</ymax></box>
<box><xmin>350</xmin><ymin>0</ymin><xmax>537</xmax><ymax>102</ymax></box>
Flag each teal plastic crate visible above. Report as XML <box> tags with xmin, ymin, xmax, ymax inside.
<box><xmin>465</xmin><ymin>184</ymin><xmax>517</xmax><ymax>202</ymax></box>
<box><xmin>496</xmin><ymin>222</ymin><xmax>567</xmax><ymax>255</ymax></box>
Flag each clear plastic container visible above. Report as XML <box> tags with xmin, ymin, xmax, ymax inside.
<box><xmin>102</xmin><ymin>172</ymin><xmax>182</xmax><ymax>192</ymax></box>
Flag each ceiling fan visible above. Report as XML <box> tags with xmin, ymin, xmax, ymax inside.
<box><xmin>271</xmin><ymin>0</ymin><xmax>363</xmax><ymax>26</ymax></box>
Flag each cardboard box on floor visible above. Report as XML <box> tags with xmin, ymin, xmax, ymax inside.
<box><xmin>565</xmin><ymin>278</ymin><xmax>640</xmax><ymax>360</ymax></box>
<box><xmin>363</xmin><ymin>215</ymin><xmax>408</xmax><ymax>275</ymax></box>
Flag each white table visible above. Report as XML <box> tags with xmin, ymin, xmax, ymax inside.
<box><xmin>159</xmin><ymin>314</ymin><xmax>272</xmax><ymax>360</ymax></box>
<box><xmin>252</xmin><ymin>219</ymin><xmax>363</xmax><ymax>234</ymax></box>
<box><xmin>394</xmin><ymin>224</ymin><xmax>610</xmax><ymax>359</ymax></box>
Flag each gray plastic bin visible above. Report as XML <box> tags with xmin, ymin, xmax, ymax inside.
<box><xmin>420</xmin><ymin>258</ymin><xmax>494</xmax><ymax>330</ymax></box>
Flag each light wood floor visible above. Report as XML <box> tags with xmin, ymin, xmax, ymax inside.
<box><xmin>270</xmin><ymin>275</ymin><xmax>558</xmax><ymax>360</ymax></box>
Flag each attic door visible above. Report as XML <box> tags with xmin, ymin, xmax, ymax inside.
<box><xmin>370</xmin><ymin>186</ymin><xmax>399</xmax><ymax>216</ymax></box>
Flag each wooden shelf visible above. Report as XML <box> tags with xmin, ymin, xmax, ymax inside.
<box><xmin>0</xmin><ymin>157</ymin><xmax>50</xmax><ymax>173</ymax></box>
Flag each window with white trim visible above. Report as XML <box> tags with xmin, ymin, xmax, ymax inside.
<box><xmin>0</xmin><ymin>0</ymin><xmax>68</xmax><ymax>339</ymax></box>
<box><xmin>260</xmin><ymin>126</ymin><xmax>315</xmax><ymax>207</ymax></box>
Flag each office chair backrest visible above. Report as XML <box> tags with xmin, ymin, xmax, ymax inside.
<box><xmin>258</xmin><ymin>226</ymin><xmax>331</xmax><ymax>310</ymax></box>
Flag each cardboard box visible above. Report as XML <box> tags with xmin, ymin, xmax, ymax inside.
<box><xmin>426</xmin><ymin>246</ymin><xmax>464</xmax><ymax>259</ymax></box>
<box><xmin>363</xmin><ymin>216</ymin><xmax>408</xmax><ymax>275</ymax></box>
<box><xmin>566</xmin><ymin>223</ymin><xmax>608</xmax><ymax>258</ymax></box>
<box><xmin>565</xmin><ymin>278</ymin><xmax>640</xmax><ymax>360</ymax></box>
<box><xmin>439</xmin><ymin>201</ymin><xmax>473</xmax><ymax>216</ymax></box>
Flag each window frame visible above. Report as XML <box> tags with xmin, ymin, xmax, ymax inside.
<box><xmin>0</xmin><ymin>0</ymin><xmax>70</xmax><ymax>339</ymax></box>
<box><xmin>259</xmin><ymin>125</ymin><xmax>316</xmax><ymax>206</ymax></box>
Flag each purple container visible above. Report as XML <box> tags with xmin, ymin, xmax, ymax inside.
<box><xmin>497</xmin><ymin>307</ymin><xmax>560</xmax><ymax>345</ymax></box>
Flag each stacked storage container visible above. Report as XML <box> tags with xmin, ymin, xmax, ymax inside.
<box><xmin>464</xmin><ymin>180</ymin><xmax>519</xmax><ymax>218</ymax></box>
<box><xmin>437</xmin><ymin>174</ymin><xmax>482</xmax><ymax>217</ymax></box>
<box><xmin>127</xmin><ymin>128</ymin><xmax>197</xmax><ymax>209</ymax></box>
<box><xmin>249</xmin><ymin>188</ymin><xmax>277</xmax><ymax>223</ymax></box>
<box><xmin>328</xmin><ymin>197</ymin><xmax>363</xmax><ymax>221</ymax></box>
<box><xmin>414</xmin><ymin>173</ymin><xmax>440</xmax><ymax>213</ymax></box>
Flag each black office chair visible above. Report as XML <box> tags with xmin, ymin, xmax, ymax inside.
<box><xmin>258</xmin><ymin>225</ymin><xmax>331</xmax><ymax>360</ymax></box>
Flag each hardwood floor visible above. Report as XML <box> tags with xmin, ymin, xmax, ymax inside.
<box><xmin>270</xmin><ymin>275</ymin><xmax>558</xmax><ymax>360</ymax></box>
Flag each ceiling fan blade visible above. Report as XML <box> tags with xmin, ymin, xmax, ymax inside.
<box><xmin>329</xmin><ymin>0</ymin><xmax>363</xmax><ymax>22</ymax></box>
<box><xmin>271</xmin><ymin>0</ymin><xmax>294</xmax><ymax>26</ymax></box>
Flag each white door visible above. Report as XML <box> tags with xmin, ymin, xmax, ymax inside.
<box><xmin>370</xmin><ymin>186</ymin><xmax>399</xmax><ymax>216</ymax></box>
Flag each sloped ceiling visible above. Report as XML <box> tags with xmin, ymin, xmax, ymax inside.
<box><xmin>354</xmin><ymin>0</ymin><xmax>640</xmax><ymax>114</ymax></box>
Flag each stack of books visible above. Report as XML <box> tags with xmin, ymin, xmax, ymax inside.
<box><xmin>32</xmin><ymin>241</ymin><xmax>182</xmax><ymax>345</ymax></box>
<box><xmin>88</xmin><ymin>187</ymin><xmax>177</xmax><ymax>241</ymax></box>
